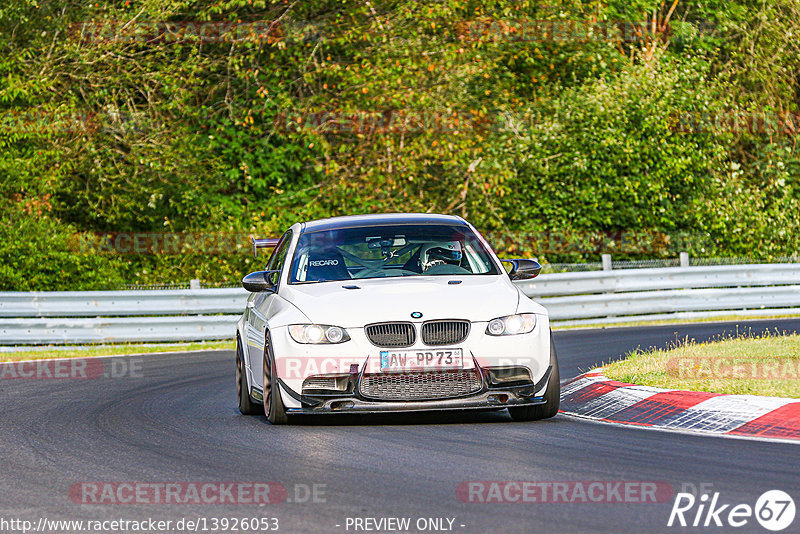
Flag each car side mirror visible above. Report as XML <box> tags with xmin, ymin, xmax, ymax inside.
<box><xmin>502</xmin><ymin>259</ymin><xmax>542</xmax><ymax>281</ymax></box>
<box><xmin>242</xmin><ymin>270</ymin><xmax>279</xmax><ymax>292</ymax></box>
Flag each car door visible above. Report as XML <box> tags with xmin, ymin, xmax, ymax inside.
<box><xmin>245</xmin><ymin>230</ymin><xmax>293</xmax><ymax>391</ymax></box>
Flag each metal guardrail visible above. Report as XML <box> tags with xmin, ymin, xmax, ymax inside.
<box><xmin>517</xmin><ymin>262</ymin><xmax>800</xmax><ymax>326</ymax></box>
<box><xmin>517</xmin><ymin>264</ymin><xmax>800</xmax><ymax>297</ymax></box>
<box><xmin>519</xmin><ymin>263</ymin><xmax>800</xmax><ymax>325</ymax></box>
<box><xmin>0</xmin><ymin>315</ymin><xmax>238</xmax><ymax>345</ymax></box>
<box><xmin>1</xmin><ymin>262</ymin><xmax>799</xmax><ymax>344</ymax></box>
<box><xmin>0</xmin><ymin>288</ymin><xmax>247</xmax><ymax>318</ymax></box>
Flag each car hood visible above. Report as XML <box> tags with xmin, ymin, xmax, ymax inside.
<box><xmin>281</xmin><ymin>275</ymin><xmax>536</xmax><ymax>327</ymax></box>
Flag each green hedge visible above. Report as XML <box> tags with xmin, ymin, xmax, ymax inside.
<box><xmin>1</xmin><ymin>0</ymin><xmax>798</xmax><ymax>289</ymax></box>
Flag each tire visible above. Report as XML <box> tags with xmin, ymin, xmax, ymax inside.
<box><xmin>508</xmin><ymin>335</ymin><xmax>560</xmax><ymax>422</ymax></box>
<box><xmin>262</xmin><ymin>332</ymin><xmax>289</xmax><ymax>425</ymax></box>
<box><xmin>236</xmin><ymin>337</ymin><xmax>260</xmax><ymax>415</ymax></box>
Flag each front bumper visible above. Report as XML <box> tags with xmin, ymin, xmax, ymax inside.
<box><xmin>276</xmin><ymin>365</ymin><xmax>553</xmax><ymax>415</ymax></box>
<box><xmin>267</xmin><ymin>314</ymin><xmax>553</xmax><ymax>410</ymax></box>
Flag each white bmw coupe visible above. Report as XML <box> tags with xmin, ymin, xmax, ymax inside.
<box><xmin>235</xmin><ymin>213</ymin><xmax>559</xmax><ymax>424</ymax></box>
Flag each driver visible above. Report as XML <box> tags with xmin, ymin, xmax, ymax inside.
<box><xmin>420</xmin><ymin>241</ymin><xmax>463</xmax><ymax>272</ymax></box>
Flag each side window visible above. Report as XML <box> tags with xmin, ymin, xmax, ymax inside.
<box><xmin>267</xmin><ymin>231</ymin><xmax>292</xmax><ymax>285</ymax></box>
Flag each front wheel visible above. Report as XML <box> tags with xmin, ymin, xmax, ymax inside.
<box><xmin>236</xmin><ymin>338</ymin><xmax>260</xmax><ymax>415</ymax></box>
<box><xmin>508</xmin><ymin>336</ymin><xmax>560</xmax><ymax>421</ymax></box>
<box><xmin>262</xmin><ymin>332</ymin><xmax>289</xmax><ymax>425</ymax></box>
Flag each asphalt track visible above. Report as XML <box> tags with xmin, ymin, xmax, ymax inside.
<box><xmin>2</xmin><ymin>319</ymin><xmax>800</xmax><ymax>534</ymax></box>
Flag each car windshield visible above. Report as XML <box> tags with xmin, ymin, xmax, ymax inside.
<box><xmin>289</xmin><ymin>224</ymin><xmax>500</xmax><ymax>283</ymax></box>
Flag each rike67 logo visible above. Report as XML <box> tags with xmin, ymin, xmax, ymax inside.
<box><xmin>668</xmin><ymin>490</ymin><xmax>795</xmax><ymax>531</ymax></box>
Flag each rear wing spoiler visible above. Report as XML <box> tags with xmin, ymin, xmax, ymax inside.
<box><xmin>251</xmin><ymin>237</ymin><xmax>280</xmax><ymax>258</ymax></box>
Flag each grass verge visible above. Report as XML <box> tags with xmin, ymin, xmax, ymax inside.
<box><xmin>0</xmin><ymin>340</ymin><xmax>234</xmax><ymax>363</ymax></box>
<box><xmin>602</xmin><ymin>332</ymin><xmax>800</xmax><ymax>398</ymax></box>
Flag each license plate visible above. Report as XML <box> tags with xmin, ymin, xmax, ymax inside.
<box><xmin>380</xmin><ymin>348</ymin><xmax>464</xmax><ymax>371</ymax></box>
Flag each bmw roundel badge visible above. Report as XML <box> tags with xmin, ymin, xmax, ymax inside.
<box><xmin>411</xmin><ymin>311</ymin><xmax>423</xmax><ymax>319</ymax></box>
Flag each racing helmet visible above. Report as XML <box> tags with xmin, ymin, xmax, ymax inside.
<box><xmin>420</xmin><ymin>241</ymin><xmax>463</xmax><ymax>271</ymax></box>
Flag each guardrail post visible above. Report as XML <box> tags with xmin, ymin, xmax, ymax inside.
<box><xmin>680</xmin><ymin>252</ymin><xmax>689</xmax><ymax>268</ymax></box>
<box><xmin>190</xmin><ymin>279</ymin><xmax>201</xmax><ymax>290</ymax></box>
<box><xmin>601</xmin><ymin>254</ymin><xmax>615</xmax><ymax>320</ymax></box>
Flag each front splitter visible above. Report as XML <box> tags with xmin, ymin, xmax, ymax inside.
<box><xmin>284</xmin><ymin>389</ymin><xmax>547</xmax><ymax>415</ymax></box>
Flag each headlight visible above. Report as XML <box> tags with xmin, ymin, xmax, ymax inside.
<box><xmin>288</xmin><ymin>324</ymin><xmax>350</xmax><ymax>344</ymax></box>
<box><xmin>485</xmin><ymin>314</ymin><xmax>537</xmax><ymax>336</ymax></box>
